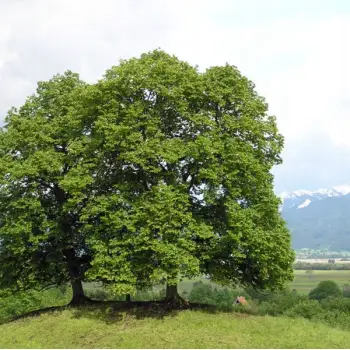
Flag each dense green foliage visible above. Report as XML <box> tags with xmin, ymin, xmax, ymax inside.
<box><xmin>0</xmin><ymin>72</ymin><xmax>94</xmax><ymax>303</ymax></box>
<box><xmin>309</xmin><ymin>280</ymin><xmax>342</xmax><ymax>301</ymax></box>
<box><xmin>0</xmin><ymin>287</ymin><xmax>71</xmax><ymax>324</ymax></box>
<box><xmin>81</xmin><ymin>50</ymin><xmax>295</xmax><ymax>295</ymax></box>
<box><xmin>247</xmin><ymin>288</ymin><xmax>350</xmax><ymax>331</ymax></box>
<box><xmin>0</xmin><ymin>50</ymin><xmax>294</xmax><ymax>302</ymax></box>
<box><xmin>187</xmin><ymin>281</ymin><xmax>249</xmax><ymax>310</ymax></box>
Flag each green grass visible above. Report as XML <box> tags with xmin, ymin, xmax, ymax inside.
<box><xmin>1</xmin><ymin>307</ymin><xmax>349</xmax><ymax>348</ymax></box>
<box><xmin>1</xmin><ymin>271</ymin><xmax>350</xmax><ymax>348</ymax></box>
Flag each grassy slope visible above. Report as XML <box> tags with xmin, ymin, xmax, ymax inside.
<box><xmin>1</xmin><ymin>308</ymin><xmax>349</xmax><ymax>348</ymax></box>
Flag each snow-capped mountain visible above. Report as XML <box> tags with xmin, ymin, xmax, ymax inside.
<box><xmin>279</xmin><ymin>183</ymin><xmax>350</xmax><ymax>250</ymax></box>
<box><xmin>279</xmin><ymin>184</ymin><xmax>350</xmax><ymax>210</ymax></box>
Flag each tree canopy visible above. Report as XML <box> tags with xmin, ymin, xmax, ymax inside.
<box><xmin>0</xmin><ymin>50</ymin><xmax>295</xmax><ymax>304</ymax></box>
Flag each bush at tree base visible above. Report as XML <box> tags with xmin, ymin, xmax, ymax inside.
<box><xmin>188</xmin><ymin>281</ymin><xmax>249</xmax><ymax>311</ymax></box>
<box><xmin>284</xmin><ymin>299</ymin><xmax>323</xmax><ymax>319</ymax></box>
<box><xmin>0</xmin><ymin>288</ymin><xmax>71</xmax><ymax>324</ymax></box>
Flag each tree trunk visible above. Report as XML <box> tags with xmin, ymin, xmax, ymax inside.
<box><xmin>165</xmin><ymin>283</ymin><xmax>188</xmax><ymax>307</ymax></box>
<box><xmin>70</xmin><ymin>277</ymin><xmax>90</xmax><ymax>305</ymax></box>
<box><xmin>65</xmin><ymin>248</ymin><xmax>93</xmax><ymax>306</ymax></box>
<box><xmin>166</xmin><ymin>284</ymin><xmax>178</xmax><ymax>299</ymax></box>
<box><xmin>126</xmin><ymin>294</ymin><xmax>131</xmax><ymax>302</ymax></box>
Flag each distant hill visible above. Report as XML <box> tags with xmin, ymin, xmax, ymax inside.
<box><xmin>279</xmin><ymin>184</ymin><xmax>350</xmax><ymax>250</ymax></box>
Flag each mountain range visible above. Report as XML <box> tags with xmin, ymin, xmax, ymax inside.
<box><xmin>279</xmin><ymin>184</ymin><xmax>350</xmax><ymax>250</ymax></box>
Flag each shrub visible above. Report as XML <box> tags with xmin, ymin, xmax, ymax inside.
<box><xmin>309</xmin><ymin>281</ymin><xmax>342</xmax><ymax>301</ymax></box>
<box><xmin>313</xmin><ymin>309</ymin><xmax>350</xmax><ymax>330</ymax></box>
<box><xmin>213</xmin><ymin>288</ymin><xmax>237</xmax><ymax>311</ymax></box>
<box><xmin>284</xmin><ymin>298</ymin><xmax>350</xmax><ymax>331</ymax></box>
<box><xmin>188</xmin><ymin>281</ymin><xmax>250</xmax><ymax>311</ymax></box>
<box><xmin>320</xmin><ymin>297</ymin><xmax>350</xmax><ymax>313</ymax></box>
<box><xmin>188</xmin><ymin>282</ymin><xmax>216</xmax><ymax>305</ymax></box>
<box><xmin>284</xmin><ymin>299</ymin><xmax>323</xmax><ymax>319</ymax></box>
<box><xmin>85</xmin><ymin>288</ymin><xmax>112</xmax><ymax>301</ymax></box>
<box><xmin>133</xmin><ymin>289</ymin><xmax>165</xmax><ymax>301</ymax></box>
<box><xmin>0</xmin><ymin>287</ymin><xmax>71</xmax><ymax>324</ymax></box>
<box><xmin>244</xmin><ymin>286</ymin><xmax>276</xmax><ymax>302</ymax></box>
<box><xmin>258</xmin><ymin>293</ymin><xmax>308</xmax><ymax>316</ymax></box>
<box><xmin>342</xmin><ymin>284</ymin><xmax>350</xmax><ymax>298</ymax></box>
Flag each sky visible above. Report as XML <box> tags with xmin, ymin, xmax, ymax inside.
<box><xmin>1</xmin><ymin>0</ymin><xmax>350</xmax><ymax>193</ymax></box>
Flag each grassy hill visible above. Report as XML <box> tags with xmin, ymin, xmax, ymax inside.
<box><xmin>2</xmin><ymin>271</ymin><xmax>350</xmax><ymax>348</ymax></box>
<box><xmin>1</xmin><ymin>307</ymin><xmax>349</xmax><ymax>348</ymax></box>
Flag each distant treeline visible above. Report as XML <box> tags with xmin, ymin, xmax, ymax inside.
<box><xmin>293</xmin><ymin>262</ymin><xmax>350</xmax><ymax>270</ymax></box>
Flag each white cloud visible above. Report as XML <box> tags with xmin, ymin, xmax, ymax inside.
<box><xmin>1</xmin><ymin>0</ymin><xmax>350</xmax><ymax>191</ymax></box>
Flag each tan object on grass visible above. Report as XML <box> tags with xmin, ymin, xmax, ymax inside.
<box><xmin>235</xmin><ymin>296</ymin><xmax>248</xmax><ymax>305</ymax></box>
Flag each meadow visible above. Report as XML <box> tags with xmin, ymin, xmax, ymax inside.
<box><xmin>172</xmin><ymin>270</ymin><xmax>350</xmax><ymax>297</ymax></box>
<box><xmin>1</xmin><ymin>308</ymin><xmax>350</xmax><ymax>348</ymax></box>
<box><xmin>290</xmin><ymin>270</ymin><xmax>350</xmax><ymax>294</ymax></box>
<box><xmin>1</xmin><ymin>269</ymin><xmax>350</xmax><ymax>348</ymax></box>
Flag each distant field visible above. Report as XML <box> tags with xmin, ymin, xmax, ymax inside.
<box><xmin>290</xmin><ymin>270</ymin><xmax>350</xmax><ymax>294</ymax></box>
<box><xmin>1</xmin><ymin>308</ymin><xmax>349</xmax><ymax>348</ymax></box>
<box><xmin>177</xmin><ymin>270</ymin><xmax>350</xmax><ymax>297</ymax></box>
<box><xmin>179</xmin><ymin>270</ymin><xmax>350</xmax><ymax>295</ymax></box>
<box><xmin>84</xmin><ymin>270</ymin><xmax>350</xmax><ymax>299</ymax></box>
<box><xmin>296</xmin><ymin>258</ymin><xmax>350</xmax><ymax>264</ymax></box>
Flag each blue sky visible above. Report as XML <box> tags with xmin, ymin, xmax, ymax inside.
<box><xmin>1</xmin><ymin>0</ymin><xmax>350</xmax><ymax>193</ymax></box>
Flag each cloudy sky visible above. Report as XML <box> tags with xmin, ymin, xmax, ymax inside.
<box><xmin>1</xmin><ymin>0</ymin><xmax>350</xmax><ymax>193</ymax></box>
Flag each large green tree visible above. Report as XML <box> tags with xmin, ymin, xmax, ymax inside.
<box><xmin>0</xmin><ymin>50</ymin><xmax>295</xmax><ymax>305</ymax></box>
<box><xmin>79</xmin><ymin>50</ymin><xmax>295</xmax><ymax>301</ymax></box>
<box><xmin>0</xmin><ymin>71</ymin><xmax>99</xmax><ymax>304</ymax></box>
